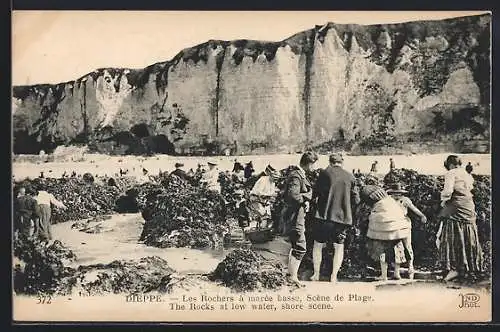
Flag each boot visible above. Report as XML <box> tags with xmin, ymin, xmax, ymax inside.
<box><xmin>288</xmin><ymin>250</ymin><xmax>304</xmax><ymax>287</ymax></box>
<box><xmin>444</xmin><ymin>269</ymin><xmax>459</xmax><ymax>281</ymax></box>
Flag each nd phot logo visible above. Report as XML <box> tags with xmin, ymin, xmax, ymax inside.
<box><xmin>458</xmin><ymin>293</ymin><xmax>480</xmax><ymax>309</ymax></box>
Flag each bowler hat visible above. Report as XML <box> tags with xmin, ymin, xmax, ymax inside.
<box><xmin>174</xmin><ymin>162</ymin><xmax>184</xmax><ymax>168</ymax></box>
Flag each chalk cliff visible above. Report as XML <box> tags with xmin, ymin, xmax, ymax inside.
<box><xmin>12</xmin><ymin>14</ymin><xmax>491</xmax><ymax>155</ymax></box>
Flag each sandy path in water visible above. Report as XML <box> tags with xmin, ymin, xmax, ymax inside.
<box><xmin>13</xmin><ymin>212</ymin><xmax>492</xmax><ymax>322</ymax></box>
<box><xmin>51</xmin><ymin>213</ymin><xmax>225</xmax><ymax>274</ymax></box>
<box><xmin>12</xmin><ymin>153</ymin><xmax>491</xmax><ymax>181</ymax></box>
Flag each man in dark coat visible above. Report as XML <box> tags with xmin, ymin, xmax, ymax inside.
<box><xmin>14</xmin><ymin>186</ymin><xmax>37</xmax><ymax>240</ymax></box>
<box><xmin>283</xmin><ymin>151</ymin><xmax>318</xmax><ymax>286</ymax></box>
<box><xmin>170</xmin><ymin>162</ymin><xmax>190</xmax><ymax>181</ymax></box>
<box><xmin>244</xmin><ymin>162</ymin><xmax>255</xmax><ymax>180</ymax></box>
<box><xmin>311</xmin><ymin>153</ymin><xmax>360</xmax><ymax>283</ymax></box>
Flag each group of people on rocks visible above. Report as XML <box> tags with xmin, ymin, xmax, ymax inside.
<box><xmin>280</xmin><ymin>152</ymin><xmax>484</xmax><ymax>286</ymax></box>
<box><xmin>14</xmin><ymin>152</ymin><xmax>484</xmax><ymax>287</ymax></box>
<box><xmin>14</xmin><ymin>184</ymin><xmax>67</xmax><ymax>244</ymax></box>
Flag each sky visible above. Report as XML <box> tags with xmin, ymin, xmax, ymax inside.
<box><xmin>12</xmin><ymin>10</ymin><xmax>487</xmax><ymax>86</ymax></box>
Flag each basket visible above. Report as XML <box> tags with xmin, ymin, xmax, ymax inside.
<box><xmin>245</xmin><ymin>227</ymin><xmax>274</xmax><ymax>244</ymax></box>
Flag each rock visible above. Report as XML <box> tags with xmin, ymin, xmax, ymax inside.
<box><xmin>16</xmin><ymin>178</ymin><xmax>121</xmax><ymax>223</ymax></box>
<box><xmin>12</xmin><ymin>14</ymin><xmax>490</xmax><ymax>155</ymax></box>
<box><xmin>209</xmin><ymin>249</ymin><xmax>287</xmax><ymax>291</ymax></box>
<box><xmin>13</xmin><ymin>237</ymin><xmax>77</xmax><ymax>295</ymax></box>
<box><xmin>74</xmin><ymin>257</ymin><xmax>175</xmax><ymax>295</ymax></box>
<box><xmin>138</xmin><ymin>175</ymin><xmax>230</xmax><ymax>249</ymax></box>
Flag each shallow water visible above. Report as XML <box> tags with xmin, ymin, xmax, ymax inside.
<box><xmin>52</xmin><ymin>213</ymin><xmax>230</xmax><ymax>274</ymax></box>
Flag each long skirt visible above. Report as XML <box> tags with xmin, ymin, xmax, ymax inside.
<box><xmin>438</xmin><ymin>196</ymin><xmax>483</xmax><ymax>273</ymax></box>
<box><xmin>438</xmin><ymin>218</ymin><xmax>483</xmax><ymax>273</ymax></box>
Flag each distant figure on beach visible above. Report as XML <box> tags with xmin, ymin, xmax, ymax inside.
<box><xmin>465</xmin><ymin>162</ymin><xmax>473</xmax><ymax>174</ymax></box>
<box><xmin>232</xmin><ymin>161</ymin><xmax>245</xmax><ymax>183</ymax></box>
<box><xmin>244</xmin><ymin>162</ymin><xmax>255</xmax><ymax>180</ymax></box>
<box><xmin>170</xmin><ymin>163</ymin><xmax>190</xmax><ymax>181</ymax></box>
<box><xmin>138</xmin><ymin>168</ymin><xmax>152</xmax><ymax>184</ymax></box>
<box><xmin>389</xmin><ymin>158</ymin><xmax>395</xmax><ymax>171</ymax></box>
<box><xmin>370</xmin><ymin>161</ymin><xmax>378</xmax><ymax>173</ymax></box>
<box><xmin>201</xmin><ymin>161</ymin><xmax>221</xmax><ymax>193</ymax></box>
<box><xmin>107</xmin><ymin>177</ymin><xmax>118</xmax><ymax>188</ymax></box>
<box><xmin>39</xmin><ymin>172</ymin><xmax>44</xmax><ymax>179</ymax></box>
<box><xmin>71</xmin><ymin>171</ymin><xmax>77</xmax><ymax>178</ymax></box>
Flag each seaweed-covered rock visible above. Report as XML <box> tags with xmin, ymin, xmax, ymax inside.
<box><xmin>17</xmin><ymin>178</ymin><xmax>121</xmax><ymax>223</ymax></box>
<box><xmin>13</xmin><ymin>237</ymin><xmax>77</xmax><ymax>295</ymax></box>
<box><xmin>82</xmin><ymin>172</ymin><xmax>95</xmax><ymax>184</ymax></box>
<box><xmin>139</xmin><ymin>176</ymin><xmax>229</xmax><ymax>249</ymax></box>
<box><xmin>73</xmin><ymin>257</ymin><xmax>175</xmax><ymax>295</ymax></box>
<box><xmin>101</xmin><ymin>176</ymin><xmax>138</xmax><ymax>192</ymax></box>
<box><xmin>209</xmin><ymin>249</ymin><xmax>286</xmax><ymax>291</ymax></box>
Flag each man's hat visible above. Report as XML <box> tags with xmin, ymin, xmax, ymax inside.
<box><xmin>386</xmin><ymin>183</ymin><xmax>408</xmax><ymax>195</ymax></box>
<box><xmin>329</xmin><ymin>153</ymin><xmax>344</xmax><ymax>164</ymax></box>
<box><xmin>174</xmin><ymin>162</ymin><xmax>184</xmax><ymax>168</ymax></box>
<box><xmin>208</xmin><ymin>161</ymin><xmax>217</xmax><ymax>166</ymax></box>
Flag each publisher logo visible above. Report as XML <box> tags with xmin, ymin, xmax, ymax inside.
<box><xmin>458</xmin><ymin>293</ymin><xmax>480</xmax><ymax>309</ymax></box>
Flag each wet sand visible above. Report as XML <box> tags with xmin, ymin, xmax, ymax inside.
<box><xmin>13</xmin><ymin>212</ymin><xmax>492</xmax><ymax>322</ymax></box>
<box><xmin>51</xmin><ymin>213</ymin><xmax>226</xmax><ymax>274</ymax></box>
<box><xmin>12</xmin><ymin>151</ymin><xmax>492</xmax><ymax>322</ymax></box>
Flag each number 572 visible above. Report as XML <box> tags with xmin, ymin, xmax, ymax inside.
<box><xmin>36</xmin><ymin>295</ymin><xmax>52</xmax><ymax>304</ymax></box>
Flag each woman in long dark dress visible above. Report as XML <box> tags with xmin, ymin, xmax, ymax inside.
<box><xmin>436</xmin><ymin>155</ymin><xmax>483</xmax><ymax>281</ymax></box>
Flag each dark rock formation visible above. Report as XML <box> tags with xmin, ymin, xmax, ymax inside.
<box><xmin>12</xmin><ymin>14</ymin><xmax>491</xmax><ymax>155</ymax></box>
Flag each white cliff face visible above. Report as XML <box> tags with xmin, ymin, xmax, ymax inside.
<box><xmin>166</xmin><ymin>46</ymin><xmax>221</xmax><ymax>146</ymax></box>
<box><xmin>54</xmin><ymin>82</ymin><xmax>86</xmax><ymax>140</ymax></box>
<box><xmin>95</xmin><ymin>70</ymin><xmax>133</xmax><ymax>128</ymax></box>
<box><xmin>309</xmin><ymin>28</ymin><xmax>348</xmax><ymax>142</ymax></box>
<box><xmin>440</xmin><ymin>67</ymin><xmax>481</xmax><ymax>104</ymax></box>
<box><xmin>219</xmin><ymin>43</ymin><xmax>305</xmax><ymax>152</ymax></box>
<box><xmin>414</xmin><ymin>67</ymin><xmax>480</xmax><ymax>111</ymax></box>
<box><xmin>340</xmin><ymin>35</ymin><xmax>384</xmax><ymax>140</ymax></box>
<box><xmin>273</xmin><ymin>45</ymin><xmax>306</xmax><ymax>150</ymax></box>
<box><xmin>11</xmin><ymin>14</ymin><xmax>490</xmax><ymax>154</ymax></box>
